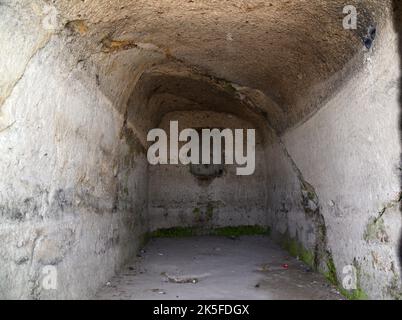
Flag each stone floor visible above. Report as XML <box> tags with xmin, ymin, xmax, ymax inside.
<box><xmin>95</xmin><ymin>235</ymin><xmax>343</xmax><ymax>300</ymax></box>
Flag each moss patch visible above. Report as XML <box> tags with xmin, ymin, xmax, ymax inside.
<box><xmin>364</xmin><ymin>217</ymin><xmax>389</xmax><ymax>243</ymax></box>
<box><xmin>149</xmin><ymin>225</ymin><xmax>271</xmax><ymax>238</ymax></box>
<box><xmin>324</xmin><ymin>258</ymin><xmax>370</xmax><ymax>300</ymax></box>
<box><xmin>281</xmin><ymin>237</ymin><xmax>315</xmax><ymax>268</ymax></box>
<box><xmin>324</xmin><ymin>256</ymin><xmax>338</xmax><ymax>285</ymax></box>
<box><xmin>338</xmin><ymin>262</ymin><xmax>369</xmax><ymax>300</ymax></box>
<box><xmin>149</xmin><ymin>227</ymin><xmax>199</xmax><ymax>238</ymax></box>
<box><xmin>211</xmin><ymin>226</ymin><xmax>271</xmax><ymax>237</ymax></box>
<box><xmin>339</xmin><ymin>288</ymin><xmax>369</xmax><ymax>300</ymax></box>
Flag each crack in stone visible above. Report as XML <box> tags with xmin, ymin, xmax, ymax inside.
<box><xmin>0</xmin><ymin>120</ymin><xmax>15</xmax><ymax>134</ymax></box>
<box><xmin>374</xmin><ymin>192</ymin><xmax>402</xmax><ymax>224</ymax></box>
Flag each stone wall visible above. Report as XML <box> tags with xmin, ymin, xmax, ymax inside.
<box><xmin>148</xmin><ymin>111</ymin><xmax>267</xmax><ymax>231</ymax></box>
<box><xmin>0</xmin><ymin>16</ymin><xmax>150</xmax><ymax>299</ymax></box>
<box><xmin>280</xmin><ymin>20</ymin><xmax>402</xmax><ymax>299</ymax></box>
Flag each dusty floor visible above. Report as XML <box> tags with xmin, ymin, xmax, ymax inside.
<box><xmin>95</xmin><ymin>236</ymin><xmax>343</xmax><ymax>300</ymax></box>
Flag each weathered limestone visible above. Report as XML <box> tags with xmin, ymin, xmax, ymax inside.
<box><xmin>282</xmin><ymin>20</ymin><xmax>402</xmax><ymax>299</ymax></box>
<box><xmin>0</xmin><ymin>0</ymin><xmax>401</xmax><ymax>299</ymax></box>
<box><xmin>148</xmin><ymin>111</ymin><xmax>268</xmax><ymax>231</ymax></box>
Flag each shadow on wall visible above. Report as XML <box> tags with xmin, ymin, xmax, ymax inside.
<box><xmin>394</xmin><ymin>0</ymin><xmax>402</xmax><ymax>275</ymax></box>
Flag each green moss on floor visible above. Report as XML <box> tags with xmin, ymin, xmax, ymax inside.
<box><xmin>149</xmin><ymin>225</ymin><xmax>271</xmax><ymax>238</ymax></box>
<box><xmin>278</xmin><ymin>233</ymin><xmax>368</xmax><ymax>300</ymax></box>
<box><xmin>211</xmin><ymin>225</ymin><xmax>271</xmax><ymax>237</ymax></box>
<box><xmin>324</xmin><ymin>256</ymin><xmax>338</xmax><ymax>285</ymax></box>
<box><xmin>337</xmin><ymin>262</ymin><xmax>369</xmax><ymax>300</ymax></box>
<box><xmin>281</xmin><ymin>237</ymin><xmax>315</xmax><ymax>268</ymax></box>
<box><xmin>148</xmin><ymin>226</ymin><xmax>371</xmax><ymax>300</ymax></box>
<box><xmin>339</xmin><ymin>288</ymin><xmax>369</xmax><ymax>300</ymax></box>
<box><xmin>149</xmin><ymin>227</ymin><xmax>199</xmax><ymax>238</ymax></box>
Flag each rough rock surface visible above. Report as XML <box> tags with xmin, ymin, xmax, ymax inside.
<box><xmin>0</xmin><ymin>0</ymin><xmax>401</xmax><ymax>299</ymax></box>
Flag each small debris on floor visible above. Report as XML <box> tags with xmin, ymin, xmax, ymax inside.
<box><xmin>257</xmin><ymin>264</ymin><xmax>270</xmax><ymax>272</ymax></box>
<box><xmin>151</xmin><ymin>289</ymin><xmax>166</xmax><ymax>294</ymax></box>
<box><xmin>162</xmin><ymin>272</ymin><xmax>199</xmax><ymax>284</ymax></box>
<box><xmin>95</xmin><ymin>236</ymin><xmax>343</xmax><ymax>300</ymax></box>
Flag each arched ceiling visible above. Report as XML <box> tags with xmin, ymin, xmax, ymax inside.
<box><xmin>52</xmin><ymin>0</ymin><xmax>390</xmax><ymax>130</ymax></box>
<box><xmin>126</xmin><ymin>64</ymin><xmax>275</xmax><ymax>144</ymax></box>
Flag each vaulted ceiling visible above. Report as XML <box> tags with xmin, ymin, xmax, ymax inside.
<box><xmin>53</xmin><ymin>0</ymin><xmax>389</xmax><ymax>130</ymax></box>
